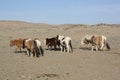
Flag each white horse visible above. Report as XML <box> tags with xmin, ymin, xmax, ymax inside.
<box><xmin>57</xmin><ymin>35</ymin><xmax>73</xmax><ymax>53</ymax></box>
<box><xmin>81</xmin><ymin>35</ymin><xmax>110</xmax><ymax>51</ymax></box>
<box><xmin>34</xmin><ymin>38</ymin><xmax>44</xmax><ymax>57</ymax></box>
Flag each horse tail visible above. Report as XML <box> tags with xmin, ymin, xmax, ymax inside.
<box><xmin>103</xmin><ymin>36</ymin><xmax>110</xmax><ymax>50</ymax></box>
<box><xmin>33</xmin><ymin>40</ymin><xmax>40</xmax><ymax>57</ymax></box>
<box><xmin>69</xmin><ymin>40</ymin><xmax>73</xmax><ymax>53</ymax></box>
<box><xmin>40</xmin><ymin>46</ymin><xmax>44</xmax><ymax>56</ymax></box>
<box><xmin>106</xmin><ymin>42</ymin><xmax>111</xmax><ymax>50</ymax></box>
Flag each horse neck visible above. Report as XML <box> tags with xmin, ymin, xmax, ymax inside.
<box><xmin>85</xmin><ymin>38</ymin><xmax>91</xmax><ymax>43</ymax></box>
<box><xmin>12</xmin><ymin>40</ymin><xmax>17</xmax><ymax>45</ymax></box>
<box><xmin>59</xmin><ymin>36</ymin><xmax>65</xmax><ymax>41</ymax></box>
<box><xmin>10</xmin><ymin>41</ymin><xmax>15</xmax><ymax>46</ymax></box>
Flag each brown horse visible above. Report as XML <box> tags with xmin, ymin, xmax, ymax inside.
<box><xmin>44</xmin><ymin>37</ymin><xmax>60</xmax><ymax>50</ymax></box>
<box><xmin>23</xmin><ymin>38</ymin><xmax>44</xmax><ymax>57</ymax></box>
<box><xmin>22</xmin><ymin>38</ymin><xmax>36</xmax><ymax>57</ymax></box>
<box><xmin>10</xmin><ymin>38</ymin><xmax>24</xmax><ymax>52</ymax></box>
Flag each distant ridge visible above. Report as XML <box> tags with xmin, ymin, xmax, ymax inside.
<box><xmin>0</xmin><ymin>20</ymin><xmax>54</xmax><ymax>25</ymax></box>
<box><xmin>0</xmin><ymin>20</ymin><xmax>120</xmax><ymax>27</ymax></box>
<box><xmin>0</xmin><ymin>20</ymin><xmax>54</xmax><ymax>27</ymax></box>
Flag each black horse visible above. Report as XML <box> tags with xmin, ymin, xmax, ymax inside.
<box><xmin>45</xmin><ymin>37</ymin><xmax>60</xmax><ymax>50</ymax></box>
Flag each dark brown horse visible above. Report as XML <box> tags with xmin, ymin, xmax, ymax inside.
<box><xmin>10</xmin><ymin>38</ymin><xmax>24</xmax><ymax>52</ymax></box>
<box><xmin>44</xmin><ymin>37</ymin><xmax>60</xmax><ymax>50</ymax></box>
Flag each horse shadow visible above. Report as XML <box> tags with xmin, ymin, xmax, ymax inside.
<box><xmin>45</xmin><ymin>48</ymin><xmax>61</xmax><ymax>51</ymax></box>
<box><xmin>79</xmin><ymin>47</ymin><xmax>100</xmax><ymax>51</ymax></box>
<box><xmin>79</xmin><ymin>47</ymin><xmax>91</xmax><ymax>51</ymax></box>
<box><xmin>14</xmin><ymin>50</ymin><xmax>27</xmax><ymax>54</ymax></box>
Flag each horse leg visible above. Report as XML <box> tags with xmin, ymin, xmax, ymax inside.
<box><xmin>33</xmin><ymin>52</ymin><xmax>35</xmax><ymax>57</ymax></box>
<box><xmin>37</xmin><ymin>48</ymin><xmax>40</xmax><ymax>57</ymax></box>
<box><xmin>63</xmin><ymin>46</ymin><xmax>66</xmax><ymax>52</ymax></box>
<box><xmin>100</xmin><ymin>43</ymin><xmax>104</xmax><ymax>51</ymax></box>
<box><xmin>32</xmin><ymin>48</ymin><xmax>36</xmax><ymax>57</ymax></box>
<box><xmin>19</xmin><ymin>47</ymin><xmax>22</xmax><ymax>53</ymax></box>
<box><xmin>95</xmin><ymin>45</ymin><xmax>98</xmax><ymax>51</ymax></box>
<box><xmin>60</xmin><ymin>45</ymin><xmax>63</xmax><ymax>52</ymax></box>
<box><xmin>17</xmin><ymin>45</ymin><xmax>22</xmax><ymax>53</ymax></box>
<box><xmin>35</xmin><ymin>47</ymin><xmax>40</xmax><ymax>57</ymax></box>
<box><xmin>91</xmin><ymin>45</ymin><xmax>94</xmax><ymax>51</ymax></box>
<box><xmin>40</xmin><ymin>46</ymin><xmax>44</xmax><ymax>56</ymax></box>
<box><xmin>54</xmin><ymin>44</ymin><xmax>57</xmax><ymax>50</ymax></box>
<box><xmin>27</xmin><ymin>49</ymin><xmax>30</xmax><ymax>56</ymax></box>
<box><xmin>66</xmin><ymin>44</ymin><xmax>69</xmax><ymax>53</ymax></box>
<box><xmin>68</xmin><ymin>46</ymin><xmax>70</xmax><ymax>53</ymax></box>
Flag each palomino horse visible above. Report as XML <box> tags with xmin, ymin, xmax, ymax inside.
<box><xmin>23</xmin><ymin>38</ymin><xmax>44</xmax><ymax>57</ymax></box>
<box><xmin>56</xmin><ymin>35</ymin><xmax>73</xmax><ymax>53</ymax></box>
<box><xmin>81</xmin><ymin>35</ymin><xmax>111</xmax><ymax>51</ymax></box>
<box><xmin>10</xmin><ymin>38</ymin><xmax>24</xmax><ymax>52</ymax></box>
<box><xmin>44</xmin><ymin>37</ymin><xmax>60</xmax><ymax>50</ymax></box>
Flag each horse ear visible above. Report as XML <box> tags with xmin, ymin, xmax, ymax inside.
<box><xmin>84</xmin><ymin>38</ymin><xmax>87</xmax><ymax>41</ymax></box>
<box><xmin>91</xmin><ymin>35</ymin><xmax>95</xmax><ymax>40</ymax></box>
<box><xmin>56</xmin><ymin>35</ymin><xmax>59</xmax><ymax>39</ymax></box>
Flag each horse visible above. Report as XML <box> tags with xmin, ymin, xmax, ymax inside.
<box><xmin>10</xmin><ymin>38</ymin><xmax>24</xmax><ymax>53</ymax></box>
<box><xmin>22</xmin><ymin>38</ymin><xmax>36</xmax><ymax>57</ymax></box>
<box><xmin>34</xmin><ymin>38</ymin><xmax>44</xmax><ymax>57</ymax></box>
<box><xmin>81</xmin><ymin>35</ymin><xmax>111</xmax><ymax>51</ymax></box>
<box><xmin>22</xmin><ymin>38</ymin><xmax>44</xmax><ymax>57</ymax></box>
<box><xmin>44</xmin><ymin>37</ymin><xmax>60</xmax><ymax>50</ymax></box>
<box><xmin>56</xmin><ymin>35</ymin><xmax>73</xmax><ymax>53</ymax></box>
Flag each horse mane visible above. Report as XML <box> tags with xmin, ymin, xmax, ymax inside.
<box><xmin>56</xmin><ymin>35</ymin><xmax>59</xmax><ymax>39</ymax></box>
<box><xmin>34</xmin><ymin>38</ymin><xmax>39</xmax><ymax>40</ymax></box>
<box><xmin>22</xmin><ymin>39</ymin><xmax>27</xmax><ymax>49</ymax></box>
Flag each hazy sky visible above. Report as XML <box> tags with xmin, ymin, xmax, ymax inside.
<box><xmin>0</xmin><ymin>0</ymin><xmax>120</xmax><ymax>24</ymax></box>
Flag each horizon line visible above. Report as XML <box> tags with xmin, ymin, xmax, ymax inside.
<box><xmin>0</xmin><ymin>20</ymin><xmax>119</xmax><ymax>25</ymax></box>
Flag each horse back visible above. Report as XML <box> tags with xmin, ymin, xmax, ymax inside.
<box><xmin>10</xmin><ymin>38</ymin><xmax>23</xmax><ymax>47</ymax></box>
<box><xmin>46</xmin><ymin>37</ymin><xmax>57</xmax><ymax>45</ymax></box>
<box><xmin>25</xmin><ymin>40</ymin><xmax>34</xmax><ymax>50</ymax></box>
<box><xmin>91</xmin><ymin>35</ymin><xmax>102</xmax><ymax>45</ymax></box>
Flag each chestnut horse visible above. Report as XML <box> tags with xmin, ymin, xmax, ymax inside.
<box><xmin>10</xmin><ymin>38</ymin><xmax>24</xmax><ymax>52</ymax></box>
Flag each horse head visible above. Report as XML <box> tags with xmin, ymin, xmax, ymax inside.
<box><xmin>81</xmin><ymin>35</ymin><xmax>93</xmax><ymax>44</ymax></box>
<box><xmin>10</xmin><ymin>40</ymin><xmax>15</xmax><ymax>47</ymax></box>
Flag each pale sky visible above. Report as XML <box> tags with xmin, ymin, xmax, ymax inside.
<box><xmin>0</xmin><ymin>0</ymin><xmax>120</xmax><ymax>24</ymax></box>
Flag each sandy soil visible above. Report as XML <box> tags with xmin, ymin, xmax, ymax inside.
<box><xmin>0</xmin><ymin>21</ymin><xmax>120</xmax><ymax>80</ymax></box>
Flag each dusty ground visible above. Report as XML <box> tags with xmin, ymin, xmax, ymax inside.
<box><xmin>0</xmin><ymin>21</ymin><xmax>120</xmax><ymax>80</ymax></box>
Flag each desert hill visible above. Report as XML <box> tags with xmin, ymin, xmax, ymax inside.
<box><xmin>0</xmin><ymin>20</ymin><xmax>120</xmax><ymax>80</ymax></box>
